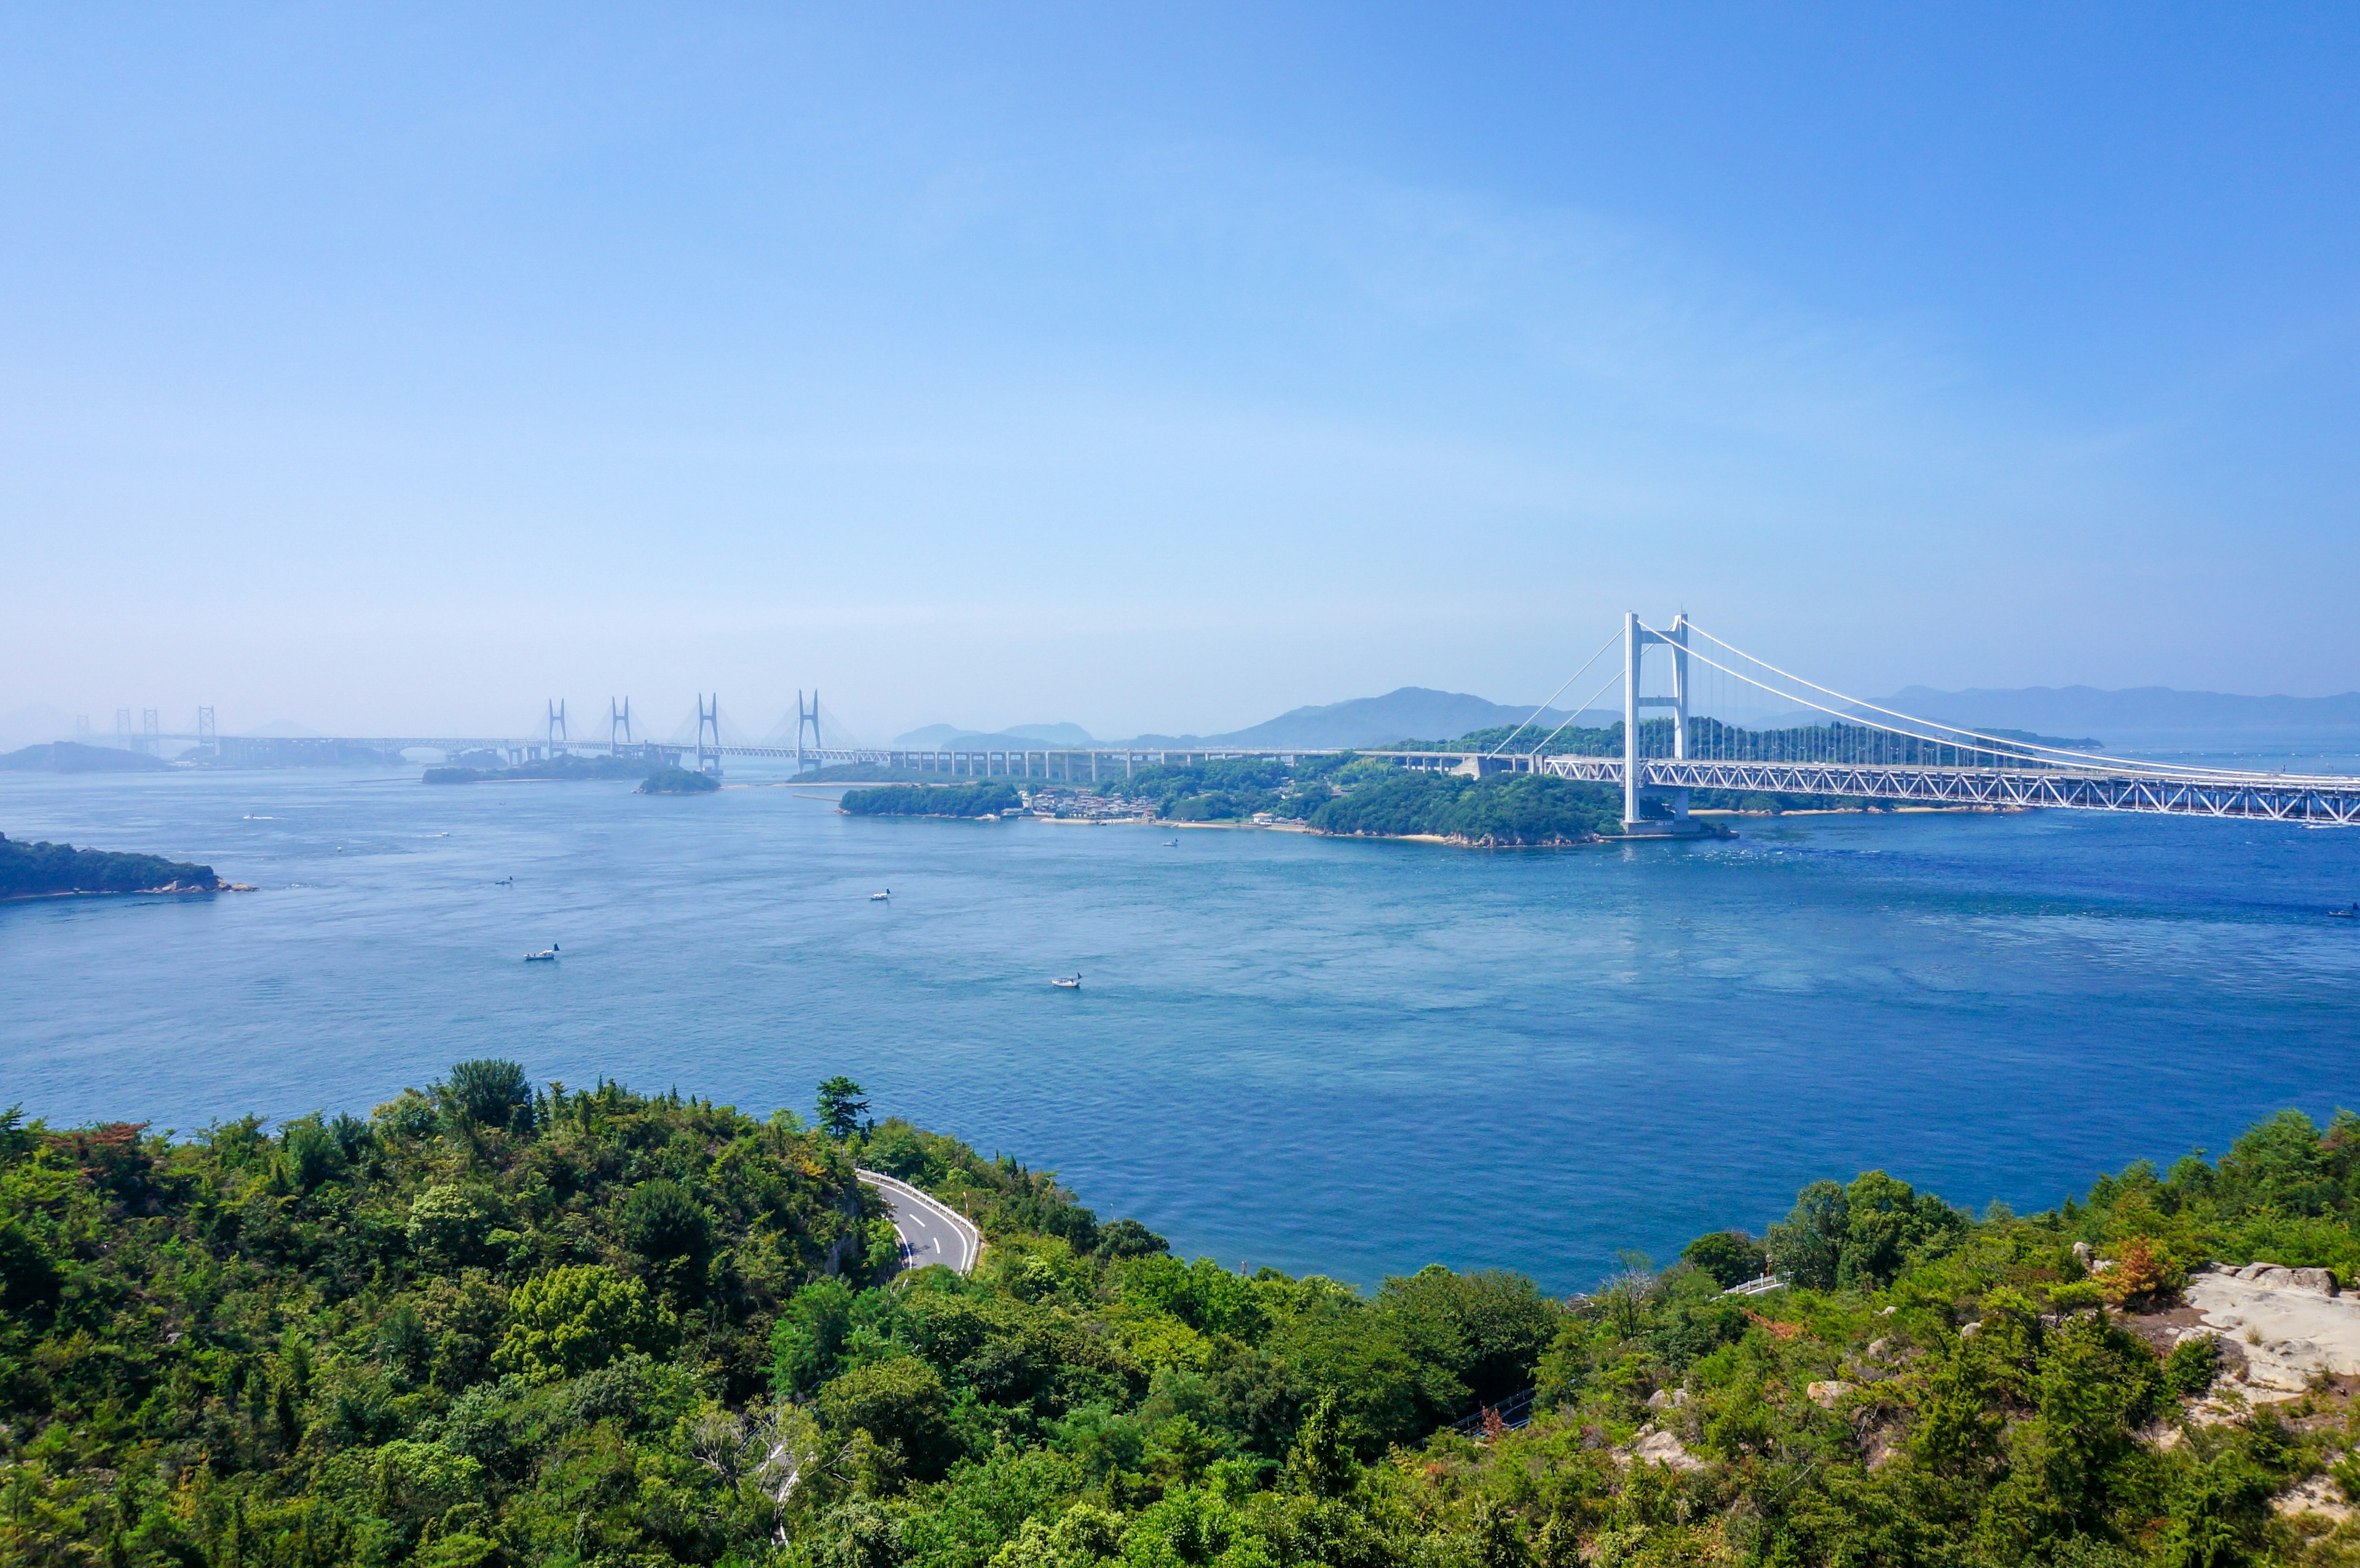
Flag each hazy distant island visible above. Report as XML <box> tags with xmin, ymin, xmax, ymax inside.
<box><xmin>424</xmin><ymin>755</ymin><xmax>647</xmax><ymax>785</ymax></box>
<box><xmin>4</xmin><ymin>1059</ymin><xmax>2348</xmax><ymax>1566</ymax></box>
<box><xmin>0</xmin><ymin>830</ymin><xmax>234</xmax><ymax>899</ymax></box>
<box><xmin>638</xmin><ymin>767</ymin><xmax>721</xmax><ymax>794</ymax></box>
<box><xmin>0</xmin><ymin>741</ymin><xmax>171</xmax><ymax>774</ymax></box>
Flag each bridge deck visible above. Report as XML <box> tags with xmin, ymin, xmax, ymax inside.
<box><xmin>1541</xmin><ymin>756</ymin><xmax>2360</xmax><ymax>825</ymax></box>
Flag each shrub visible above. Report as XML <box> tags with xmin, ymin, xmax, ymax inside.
<box><xmin>2165</xmin><ymin>1334</ymin><xmax>2222</xmax><ymax>1398</ymax></box>
<box><xmin>2101</xmin><ymin>1235</ymin><xmax>2171</xmax><ymax>1305</ymax></box>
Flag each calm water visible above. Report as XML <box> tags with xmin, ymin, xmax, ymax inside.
<box><xmin>6</xmin><ymin>767</ymin><xmax>2359</xmax><ymax>1292</ymax></box>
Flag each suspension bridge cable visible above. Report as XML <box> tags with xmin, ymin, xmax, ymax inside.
<box><xmin>1640</xmin><ymin>627</ymin><xmax>2053</xmax><ymax>761</ymax></box>
<box><xmin>1672</xmin><ymin>621</ymin><xmax>2338</xmax><ymax>783</ymax></box>
<box><xmin>1487</xmin><ymin>633</ymin><xmax>1621</xmax><ymax>758</ymax></box>
<box><xmin>1528</xmin><ymin>667</ymin><xmax>1629</xmax><ymax>758</ymax></box>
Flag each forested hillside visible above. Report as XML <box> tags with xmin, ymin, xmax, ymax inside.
<box><xmin>0</xmin><ymin>831</ymin><xmax>224</xmax><ymax>898</ymax></box>
<box><xmin>6</xmin><ymin>1068</ymin><xmax>2360</xmax><ymax>1567</ymax></box>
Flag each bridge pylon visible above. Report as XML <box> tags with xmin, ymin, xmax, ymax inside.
<box><xmin>608</xmin><ymin>697</ymin><xmax>632</xmax><ymax>756</ymax></box>
<box><xmin>696</xmin><ymin>694</ymin><xmax>722</xmax><ymax>776</ymax></box>
<box><xmin>1622</xmin><ymin>611</ymin><xmax>1696</xmax><ymax>831</ymax></box>
<box><xmin>795</xmin><ymin>691</ymin><xmax>821</xmax><ymax>774</ymax></box>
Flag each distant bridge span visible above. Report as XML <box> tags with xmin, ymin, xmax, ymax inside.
<box><xmin>151</xmin><ymin>611</ymin><xmax>2360</xmax><ymax>828</ymax></box>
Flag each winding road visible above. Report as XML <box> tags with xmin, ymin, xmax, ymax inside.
<box><xmin>857</xmin><ymin>1169</ymin><xmax>982</xmax><ymax>1275</ymax></box>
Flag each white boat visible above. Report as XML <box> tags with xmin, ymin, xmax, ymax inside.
<box><xmin>870</xmin><ymin>888</ymin><xmax>891</xmax><ymax>901</ymax></box>
<box><xmin>1163</xmin><ymin>839</ymin><xmax>1179</xmax><ymax>847</ymax></box>
<box><xmin>2333</xmin><ymin>904</ymin><xmax>2358</xmax><ymax>919</ymax></box>
<box><xmin>1051</xmin><ymin>973</ymin><xmax>1082</xmax><ymax>989</ymax></box>
<box><xmin>525</xmin><ymin>944</ymin><xmax>560</xmax><ymax>962</ymax></box>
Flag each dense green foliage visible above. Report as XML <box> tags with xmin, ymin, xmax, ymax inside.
<box><xmin>11</xmin><ymin>1072</ymin><xmax>2360</xmax><ymax>1568</ymax></box>
<box><xmin>640</xmin><ymin>769</ymin><xmax>722</xmax><ymax>795</ymax></box>
<box><xmin>1304</xmin><ymin>772</ymin><xmax>1628</xmax><ymax>844</ymax></box>
<box><xmin>840</xmin><ymin>783</ymin><xmax>1025</xmax><ymax>818</ymax></box>
<box><xmin>0</xmin><ymin>831</ymin><xmax>222</xmax><ymax>898</ymax></box>
<box><xmin>423</xmin><ymin>756</ymin><xmax>647</xmax><ymax>785</ymax></box>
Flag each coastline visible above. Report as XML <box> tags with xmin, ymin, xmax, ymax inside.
<box><xmin>1</xmin><ymin>881</ymin><xmax>254</xmax><ymax>904</ymax></box>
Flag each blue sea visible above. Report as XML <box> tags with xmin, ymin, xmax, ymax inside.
<box><xmin>6</xmin><ymin>766</ymin><xmax>2359</xmax><ymax>1292</ymax></box>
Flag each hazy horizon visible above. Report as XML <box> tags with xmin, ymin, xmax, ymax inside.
<box><xmin>6</xmin><ymin>7</ymin><xmax>2356</xmax><ymax>739</ymax></box>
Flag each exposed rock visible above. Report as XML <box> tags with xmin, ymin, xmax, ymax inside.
<box><xmin>2072</xmin><ymin>1241</ymin><xmax>2095</xmax><ymax>1267</ymax></box>
<box><xmin>1645</xmin><ymin>1387</ymin><xmax>1689</xmax><ymax>1411</ymax></box>
<box><xmin>1626</xmin><ymin>1427</ymin><xmax>1705</xmax><ymax>1472</ymax></box>
<box><xmin>1959</xmin><ymin>1321</ymin><xmax>1981</xmax><ymax>1339</ymax></box>
<box><xmin>1866</xmin><ymin>1338</ymin><xmax>1890</xmax><ymax>1360</ymax></box>
<box><xmin>2184</xmin><ymin>1274</ymin><xmax>2360</xmax><ymax>1397</ymax></box>
<box><xmin>1807</xmin><ymin>1381</ymin><xmax>1854</xmax><ymax>1409</ymax></box>
<box><xmin>2292</xmin><ymin>1268</ymin><xmax>2340</xmax><ymax>1296</ymax></box>
<box><xmin>2275</xmin><ymin>1475</ymin><xmax>2354</xmax><ymax>1523</ymax></box>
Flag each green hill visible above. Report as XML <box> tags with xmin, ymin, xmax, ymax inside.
<box><xmin>2</xmin><ymin>1064</ymin><xmax>2351</xmax><ymax>1567</ymax></box>
<box><xmin>1</xmin><ymin>831</ymin><xmax>223</xmax><ymax>898</ymax></box>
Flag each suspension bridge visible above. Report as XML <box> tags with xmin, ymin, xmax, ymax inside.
<box><xmin>141</xmin><ymin>616</ymin><xmax>2359</xmax><ymax>826</ymax></box>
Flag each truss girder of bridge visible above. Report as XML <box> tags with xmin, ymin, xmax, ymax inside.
<box><xmin>1540</xmin><ymin>757</ymin><xmax>2360</xmax><ymax>825</ymax></box>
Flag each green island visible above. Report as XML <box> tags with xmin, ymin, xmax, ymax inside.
<box><xmin>425</xmin><ymin>756</ymin><xmax>648</xmax><ymax>785</ymax></box>
<box><xmin>7</xmin><ymin>1062</ymin><xmax>2360</xmax><ymax>1567</ymax></box>
<box><xmin>841</xmin><ymin>782</ymin><xmax>1027</xmax><ymax>818</ymax></box>
<box><xmin>0</xmin><ymin>830</ymin><xmax>227</xmax><ymax>900</ymax></box>
<box><xmin>981</xmin><ymin>757</ymin><xmax>1653</xmax><ymax>846</ymax></box>
<box><xmin>640</xmin><ymin>769</ymin><xmax>723</xmax><ymax>796</ymax></box>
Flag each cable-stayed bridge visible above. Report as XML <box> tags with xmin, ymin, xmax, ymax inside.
<box><xmin>148</xmin><ymin>615</ymin><xmax>2360</xmax><ymax>827</ymax></box>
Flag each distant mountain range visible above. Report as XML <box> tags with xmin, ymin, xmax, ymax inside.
<box><xmin>1123</xmin><ymin>688</ymin><xmax>1590</xmax><ymax>750</ymax></box>
<box><xmin>1882</xmin><ymin>685</ymin><xmax>2360</xmax><ymax>737</ymax></box>
<box><xmin>900</xmin><ymin>681</ymin><xmax>2360</xmax><ymax>756</ymax></box>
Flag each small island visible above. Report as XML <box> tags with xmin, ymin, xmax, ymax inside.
<box><xmin>1</xmin><ymin>830</ymin><xmax>231</xmax><ymax>899</ymax></box>
<box><xmin>839</xmin><ymin>780</ymin><xmax>1025</xmax><ymax>818</ymax></box>
<box><xmin>638</xmin><ymin>767</ymin><xmax>720</xmax><ymax>794</ymax></box>
<box><xmin>0</xmin><ymin>741</ymin><xmax>170</xmax><ymax>774</ymax></box>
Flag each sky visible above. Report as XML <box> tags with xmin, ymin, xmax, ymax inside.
<box><xmin>3</xmin><ymin>4</ymin><xmax>2357</xmax><ymax>743</ymax></box>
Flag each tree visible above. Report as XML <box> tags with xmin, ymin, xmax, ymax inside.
<box><xmin>1766</xmin><ymin>1182</ymin><xmax>1847</xmax><ymax>1289</ymax></box>
<box><xmin>441</xmin><ymin>1059</ymin><xmax>532</xmax><ymax>1134</ymax></box>
<box><xmin>817</xmin><ymin>1077</ymin><xmax>871</xmax><ymax>1141</ymax></box>
<box><xmin>1285</xmin><ymin>1392</ymin><xmax>1358</xmax><ymax>1499</ymax></box>
<box><xmin>1680</xmin><ymin>1230</ymin><xmax>1766</xmax><ymax>1289</ymax></box>
<box><xmin>621</xmin><ymin>1178</ymin><xmax>711</xmax><ymax>1266</ymax></box>
<box><xmin>492</xmin><ymin>1264</ymin><xmax>673</xmax><ymax>1383</ymax></box>
<box><xmin>816</xmin><ymin>1354</ymin><xmax>956</xmax><ymax>1481</ymax></box>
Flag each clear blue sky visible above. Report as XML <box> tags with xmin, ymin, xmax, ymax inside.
<box><xmin>4</xmin><ymin>5</ymin><xmax>2356</xmax><ymax>740</ymax></box>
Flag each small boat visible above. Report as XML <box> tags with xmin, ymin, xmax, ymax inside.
<box><xmin>525</xmin><ymin>944</ymin><xmax>560</xmax><ymax>962</ymax></box>
<box><xmin>870</xmin><ymin>888</ymin><xmax>891</xmax><ymax>901</ymax></box>
<box><xmin>1051</xmin><ymin>973</ymin><xmax>1082</xmax><ymax>989</ymax></box>
<box><xmin>1163</xmin><ymin>839</ymin><xmax>1180</xmax><ymax>847</ymax></box>
<box><xmin>2333</xmin><ymin>903</ymin><xmax>2359</xmax><ymax>919</ymax></box>
<box><xmin>494</xmin><ymin>876</ymin><xmax>514</xmax><ymax>887</ymax></box>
